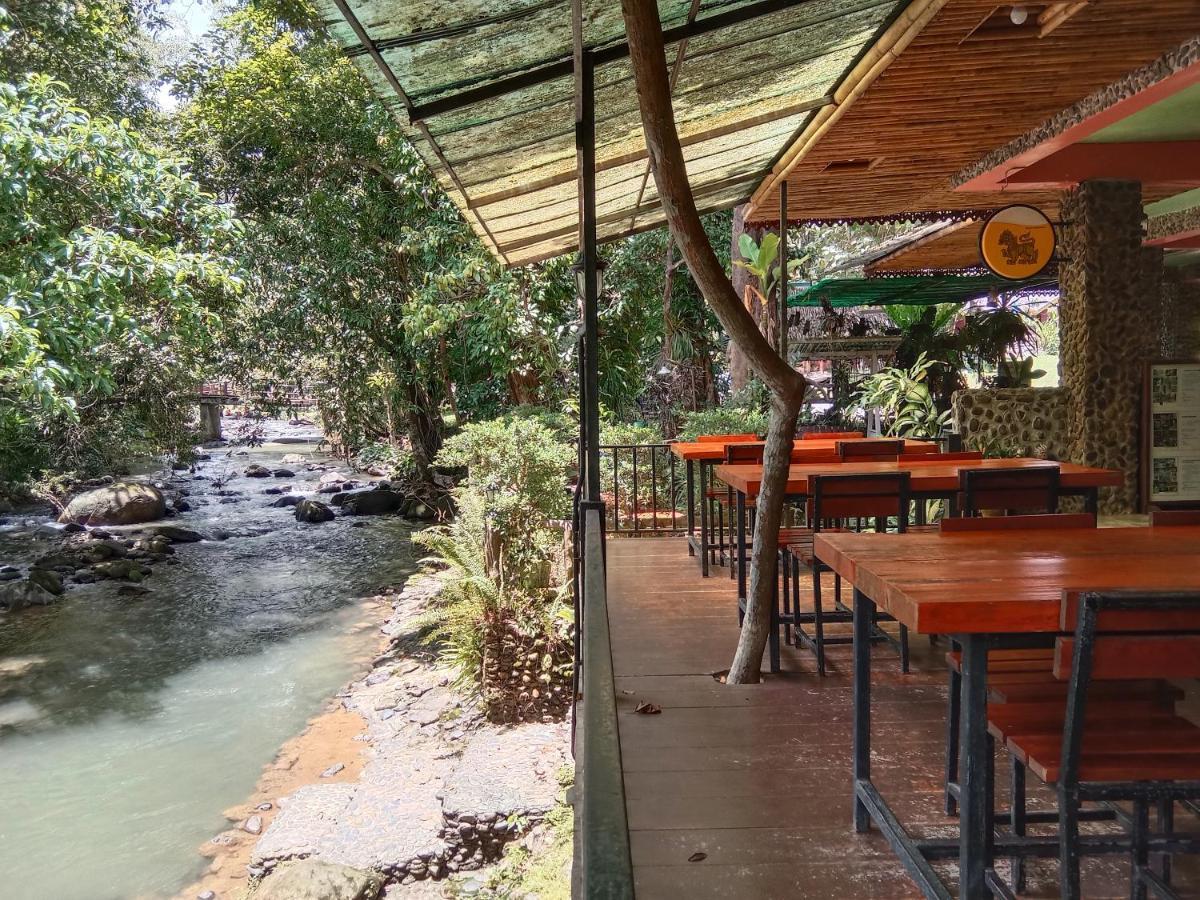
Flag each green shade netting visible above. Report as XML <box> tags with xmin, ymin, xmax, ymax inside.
<box><xmin>788</xmin><ymin>275</ymin><xmax>1057</xmax><ymax>308</ymax></box>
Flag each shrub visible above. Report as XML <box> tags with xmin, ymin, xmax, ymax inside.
<box><xmin>414</xmin><ymin>414</ymin><xmax>575</xmax><ymax>722</ymax></box>
<box><xmin>676</xmin><ymin>405</ymin><xmax>767</xmax><ymax>441</ymax></box>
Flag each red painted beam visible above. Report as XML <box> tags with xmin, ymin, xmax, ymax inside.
<box><xmin>957</xmin><ymin>59</ymin><xmax>1200</xmax><ymax>193</ymax></box>
<box><xmin>1146</xmin><ymin>227</ymin><xmax>1200</xmax><ymax>249</ymax></box>
<box><xmin>997</xmin><ymin>141</ymin><xmax>1200</xmax><ymax>189</ymax></box>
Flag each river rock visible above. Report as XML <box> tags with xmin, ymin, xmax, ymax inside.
<box><xmin>295</xmin><ymin>499</ymin><xmax>335</xmax><ymax>524</ymax></box>
<box><xmin>0</xmin><ymin>566</ymin><xmax>19</xmax><ymax>582</ymax></box>
<box><xmin>272</xmin><ymin>495</ymin><xmax>304</xmax><ymax>508</ymax></box>
<box><xmin>319</xmin><ymin>471</ymin><xmax>347</xmax><ymax>485</ymax></box>
<box><xmin>0</xmin><ymin>578</ymin><xmax>56</xmax><ymax>611</ymax></box>
<box><xmin>93</xmin><ymin>559</ymin><xmax>147</xmax><ymax>581</ymax></box>
<box><xmin>281</xmin><ymin>453</ymin><xmax>306</xmax><ymax>465</ymax></box>
<box><xmin>273</xmin><ymin>468</ymin><xmax>296</xmax><ymax>478</ymax></box>
<box><xmin>60</xmin><ymin>482</ymin><xmax>165</xmax><ymax>526</ymax></box>
<box><xmin>253</xmin><ymin>859</ymin><xmax>383</xmax><ymax>900</ymax></box>
<box><xmin>243</xmin><ymin>814</ymin><xmax>263</xmax><ymax>835</ymax></box>
<box><xmin>245</xmin><ymin>464</ymin><xmax>272</xmax><ymax>478</ymax></box>
<box><xmin>148</xmin><ymin>524</ymin><xmax>205</xmax><ymax>543</ymax></box>
<box><xmin>342</xmin><ymin>490</ymin><xmax>404</xmax><ymax>517</ymax></box>
<box><xmin>405</xmin><ymin>501</ymin><xmax>436</xmax><ymax>521</ymax></box>
<box><xmin>27</xmin><ymin>568</ymin><xmax>65</xmax><ymax>596</ymax></box>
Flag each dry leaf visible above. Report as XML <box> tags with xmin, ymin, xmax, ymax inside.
<box><xmin>688</xmin><ymin>852</ymin><xmax>707</xmax><ymax>863</ymax></box>
<box><xmin>634</xmin><ymin>701</ymin><xmax>662</xmax><ymax>715</ymax></box>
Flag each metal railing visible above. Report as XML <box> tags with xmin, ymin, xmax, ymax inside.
<box><xmin>598</xmin><ymin>443</ymin><xmax>685</xmax><ymax>535</ymax></box>
<box><xmin>572</xmin><ymin>502</ymin><xmax>635</xmax><ymax>899</ymax></box>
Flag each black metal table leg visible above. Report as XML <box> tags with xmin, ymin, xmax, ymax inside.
<box><xmin>685</xmin><ymin>458</ymin><xmax>695</xmax><ymax>557</ymax></box>
<box><xmin>1085</xmin><ymin>487</ymin><xmax>1098</xmax><ymax>516</ymax></box>
<box><xmin>736</xmin><ymin>488</ymin><xmax>747</xmax><ymax>609</ymax></box>
<box><xmin>957</xmin><ymin>634</ymin><xmax>991</xmax><ymax>899</ymax></box>
<box><xmin>699</xmin><ymin>461</ymin><xmax>710</xmax><ymax>576</ymax></box>
<box><xmin>853</xmin><ymin>587</ymin><xmax>872</xmax><ymax>833</ymax></box>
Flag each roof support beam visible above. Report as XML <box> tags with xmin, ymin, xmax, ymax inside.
<box><xmin>998</xmin><ymin>141</ymin><xmax>1200</xmax><ymax>190</ymax></box>
<box><xmin>407</xmin><ymin>0</ymin><xmax>819</xmax><ymax>124</ymax></box>
<box><xmin>956</xmin><ymin>55</ymin><xmax>1200</xmax><ymax>193</ymax></box>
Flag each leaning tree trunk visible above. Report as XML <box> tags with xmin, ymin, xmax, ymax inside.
<box><xmin>622</xmin><ymin>0</ymin><xmax>807</xmax><ymax>683</ymax></box>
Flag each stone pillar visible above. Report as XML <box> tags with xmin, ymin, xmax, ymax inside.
<box><xmin>1059</xmin><ymin>180</ymin><xmax>1160</xmax><ymax>513</ymax></box>
<box><xmin>197</xmin><ymin>402</ymin><xmax>222</xmax><ymax>442</ymax></box>
<box><xmin>1160</xmin><ymin>269</ymin><xmax>1200</xmax><ymax>360</ymax></box>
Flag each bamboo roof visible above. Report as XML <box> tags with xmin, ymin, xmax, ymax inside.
<box><xmin>316</xmin><ymin>0</ymin><xmax>913</xmax><ymax>266</ymax></box>
<box><xmin>745</xmin><ymin>1</ymin><xmax>1200</xmax><ymax>225</ymax></box>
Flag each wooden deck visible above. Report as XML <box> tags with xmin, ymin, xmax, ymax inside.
<box><xmin>605</xmin><ymin>535</ymin><xmax>1200</xmax><ymax>899</ymax></box>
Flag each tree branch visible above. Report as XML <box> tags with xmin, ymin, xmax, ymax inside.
<box><xmin>620</xmin><ymin>0</ymin><xmax>807</xmax><ymax>683</ymax></box>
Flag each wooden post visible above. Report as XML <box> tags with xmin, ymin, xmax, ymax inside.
<box><xmin>778</xmin><ymin>180</ymin><xmax>789</xmax><ymax>366</ymax></box>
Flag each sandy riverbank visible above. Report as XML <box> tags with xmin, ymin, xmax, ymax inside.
<box><xmin>179</xmin><ymin>570</ymin><xmax>571</xmax><ymax>900</ymax></box>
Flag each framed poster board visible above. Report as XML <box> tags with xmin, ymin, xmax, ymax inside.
<box><xmin>1143</xmin><ymin>361</ymin><xmax>1200</xmax><ymax>509</ymax></box>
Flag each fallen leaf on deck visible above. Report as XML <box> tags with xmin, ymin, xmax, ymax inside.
<box><xmin>634</xmin><ymin>701</ymin><xmax>662</xmax><ymax>715</ymax></box>
<box><xmin>688</xmin><ymin>852</ymin><xmax>707</xmax><ymax>863</ymax></box>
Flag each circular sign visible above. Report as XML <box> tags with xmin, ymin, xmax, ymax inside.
<box><xmin>979</xmin><ymin>205</ymin><xmax>1056</xmax><ymax>280</ymax></box>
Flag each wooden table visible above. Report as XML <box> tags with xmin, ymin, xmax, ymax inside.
<box><xmin>714</xmin><ymin>458</ymin><xmax>1122</xmax><ymax>619</ymax></box>
<box><xmin>813</xmin><ymin>525</ymin><xmax>1200</xmax><ymax>899</ymax></box>
<box><xmin>671</xmin><ymin>438</ymin><xmax>938</xmax><ymax>575</ymax></box>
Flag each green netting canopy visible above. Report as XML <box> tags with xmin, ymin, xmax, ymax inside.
<box><xmin>788</xmin><ymin>274</ymin><xmax>1057</xmax><ymax>308</ymax></box>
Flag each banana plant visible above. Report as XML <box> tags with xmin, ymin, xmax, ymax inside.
<box><xmin>733</xmin><ymin>233</ymin><xmax>807</xmax><ymax>307</ymax></box>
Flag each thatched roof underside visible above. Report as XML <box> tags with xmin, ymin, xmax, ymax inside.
<box><xmin>316</xmin><ymin>0</ymin><xmax>910</xmax><ymax>265</ymax></box>
<box><xmin>745</xmin><ymin>1</ymin><xmax>1200</xmax><ymax>224</ymax></box>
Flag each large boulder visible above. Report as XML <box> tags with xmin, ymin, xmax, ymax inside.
<box><xmin>0</xmin><ymin>579</ymin><xmax>57</xmax><ymax>612</ymax></box>
<box><xmin>341</xmin><ymin>490</ymin><xmax>404</xmax><ymax>516</ymax></box>
<box><xmin>294</xmin><ymin>499</ymin><xmax>335</xmax><ymax>523</ymax></box>
<box><xmin>60</xmin><ymin>483</ymin><xmax>165</xmax><ymax>526</ymax></box>
<box><xmin>253</xmin><ymin>860</ymin><xmax>382</xmax><ymax>900</ymax></box>
<box><xmin>245</xmin><ymin>464</ymin><xmax>272</xmax><ymax>478</ymax></box>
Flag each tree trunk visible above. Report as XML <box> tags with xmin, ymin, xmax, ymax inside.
<box><xmin>402</xmin><ymin>377</ymin><xmax>443</xmax><ymax>479</ymax></box>
<box><xmin>621</xmin><ymin>0</ymin><xmax>807</xmax><ymax>683</ymax></box>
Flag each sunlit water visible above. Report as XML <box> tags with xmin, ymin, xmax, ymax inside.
<box><xmin>0</xmin><ymin>425</ymin><xmax>416</xmax><ymax>899</ymax></box>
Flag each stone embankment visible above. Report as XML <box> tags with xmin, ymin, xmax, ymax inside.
<box><xmin>191</xmin><ymin>574</ymin><xmax>570</xmax><ymax>900</ymax></box>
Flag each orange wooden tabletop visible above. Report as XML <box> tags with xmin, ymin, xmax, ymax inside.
<box><xmin>814</xmin><ymin>525</ymin><xmax>1200</xmax><ymax>635</ymax></box>
<box><xmin>669</xmin><ymin>437</ymin><xmax>938</xmax><ymax>461</ymax></box>
<box><xmin>713</xmin><ymin>457</ymin><xmax>1122</xmax><ymax>497</ymax></box>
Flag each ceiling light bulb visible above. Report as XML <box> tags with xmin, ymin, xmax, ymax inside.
<box><xmin>1009</xmin><ymin>5</ymin><xmax>1028</xmax><ymax>25</ymax></box>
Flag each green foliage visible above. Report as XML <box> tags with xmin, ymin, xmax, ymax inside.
<box><xmin>734</xmin><ymin>232</ymin><xmax>805</xmax><ymax>302</ymax></box>
<box><xmin>0</xmin><ymin>72</ymin><xmax>242</xmax><ymax>484</ymax></box>
<box><xmin>676</xmin><ymin>405</ymin><xmax>768</xmax><ymax>442</ymax></box>
<box><xmin>414</xmin><ymin>413</ymin><xmax>574</xmax><ymax>704</ymax></box>
<box><xmin>354</xmin><ymin>440</ymin><xmax>417</xmax><ymax>481</ymax></box>
<box><xmin>996</xmin><ymin>356</ymin><xmax>1046</xmax><ymax>388</ymax></box>
<box><xmin>0</xmin><ymin>0</ymin><xmax>164</xmax><ymax>120</ymax></box>
<box><xmin>437</xmin><ymin>417</ymin><xmax>574</xmax><ymax>564</ymax></box>
<box><xmin>173</xmin><ymin>3</ymin><xmax>577</xmax><ymax>459</ymax></box>
<box><xmin>854</xmin><ymin>353</ymin><xmax>952</xmax><ymax>439</ymax></box>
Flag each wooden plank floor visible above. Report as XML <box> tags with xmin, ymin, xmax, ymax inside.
<box><xmin>606</xmin><ymin>536</ymin><xmax>1200</xmax><ymax>899</ymax></box>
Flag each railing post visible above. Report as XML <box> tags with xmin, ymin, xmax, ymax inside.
<box><xmin>574</xmin><ymin>503</ymin><xmax>632</xmax><ymax>899</ymax></box>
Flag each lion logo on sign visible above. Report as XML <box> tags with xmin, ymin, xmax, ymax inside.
<box><xmin>998</xmin><ymin>229</ymin><xmax>1039</xmax><ymax>266</ymax></box>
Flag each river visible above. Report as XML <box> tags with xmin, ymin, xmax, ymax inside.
<box><xmin>0</xmin><ymin>422</ymin><xmax>416</xmax><ymax>900</ymax></box>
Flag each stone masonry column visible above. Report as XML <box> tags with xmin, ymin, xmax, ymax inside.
<box><xmin>1059</xmin><ymin>180</ymin><xmax>1160</xmax><ymax>513</ymax></box>
<box><xmin>1160</xmin><ymin>268</ymin><xmax>1200</xmax><ymax>360</ymax></box>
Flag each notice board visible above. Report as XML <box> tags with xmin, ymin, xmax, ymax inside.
<box><xmin>1144</xmin><ymin>362</ymin><xmax>1200</xmax><ymax>507</ymax></box>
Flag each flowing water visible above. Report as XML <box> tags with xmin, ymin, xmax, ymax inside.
<box><xmin>0</xmin><ymin>422</ymin><xmax>416</xmax><ymax>900</ymax></box>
